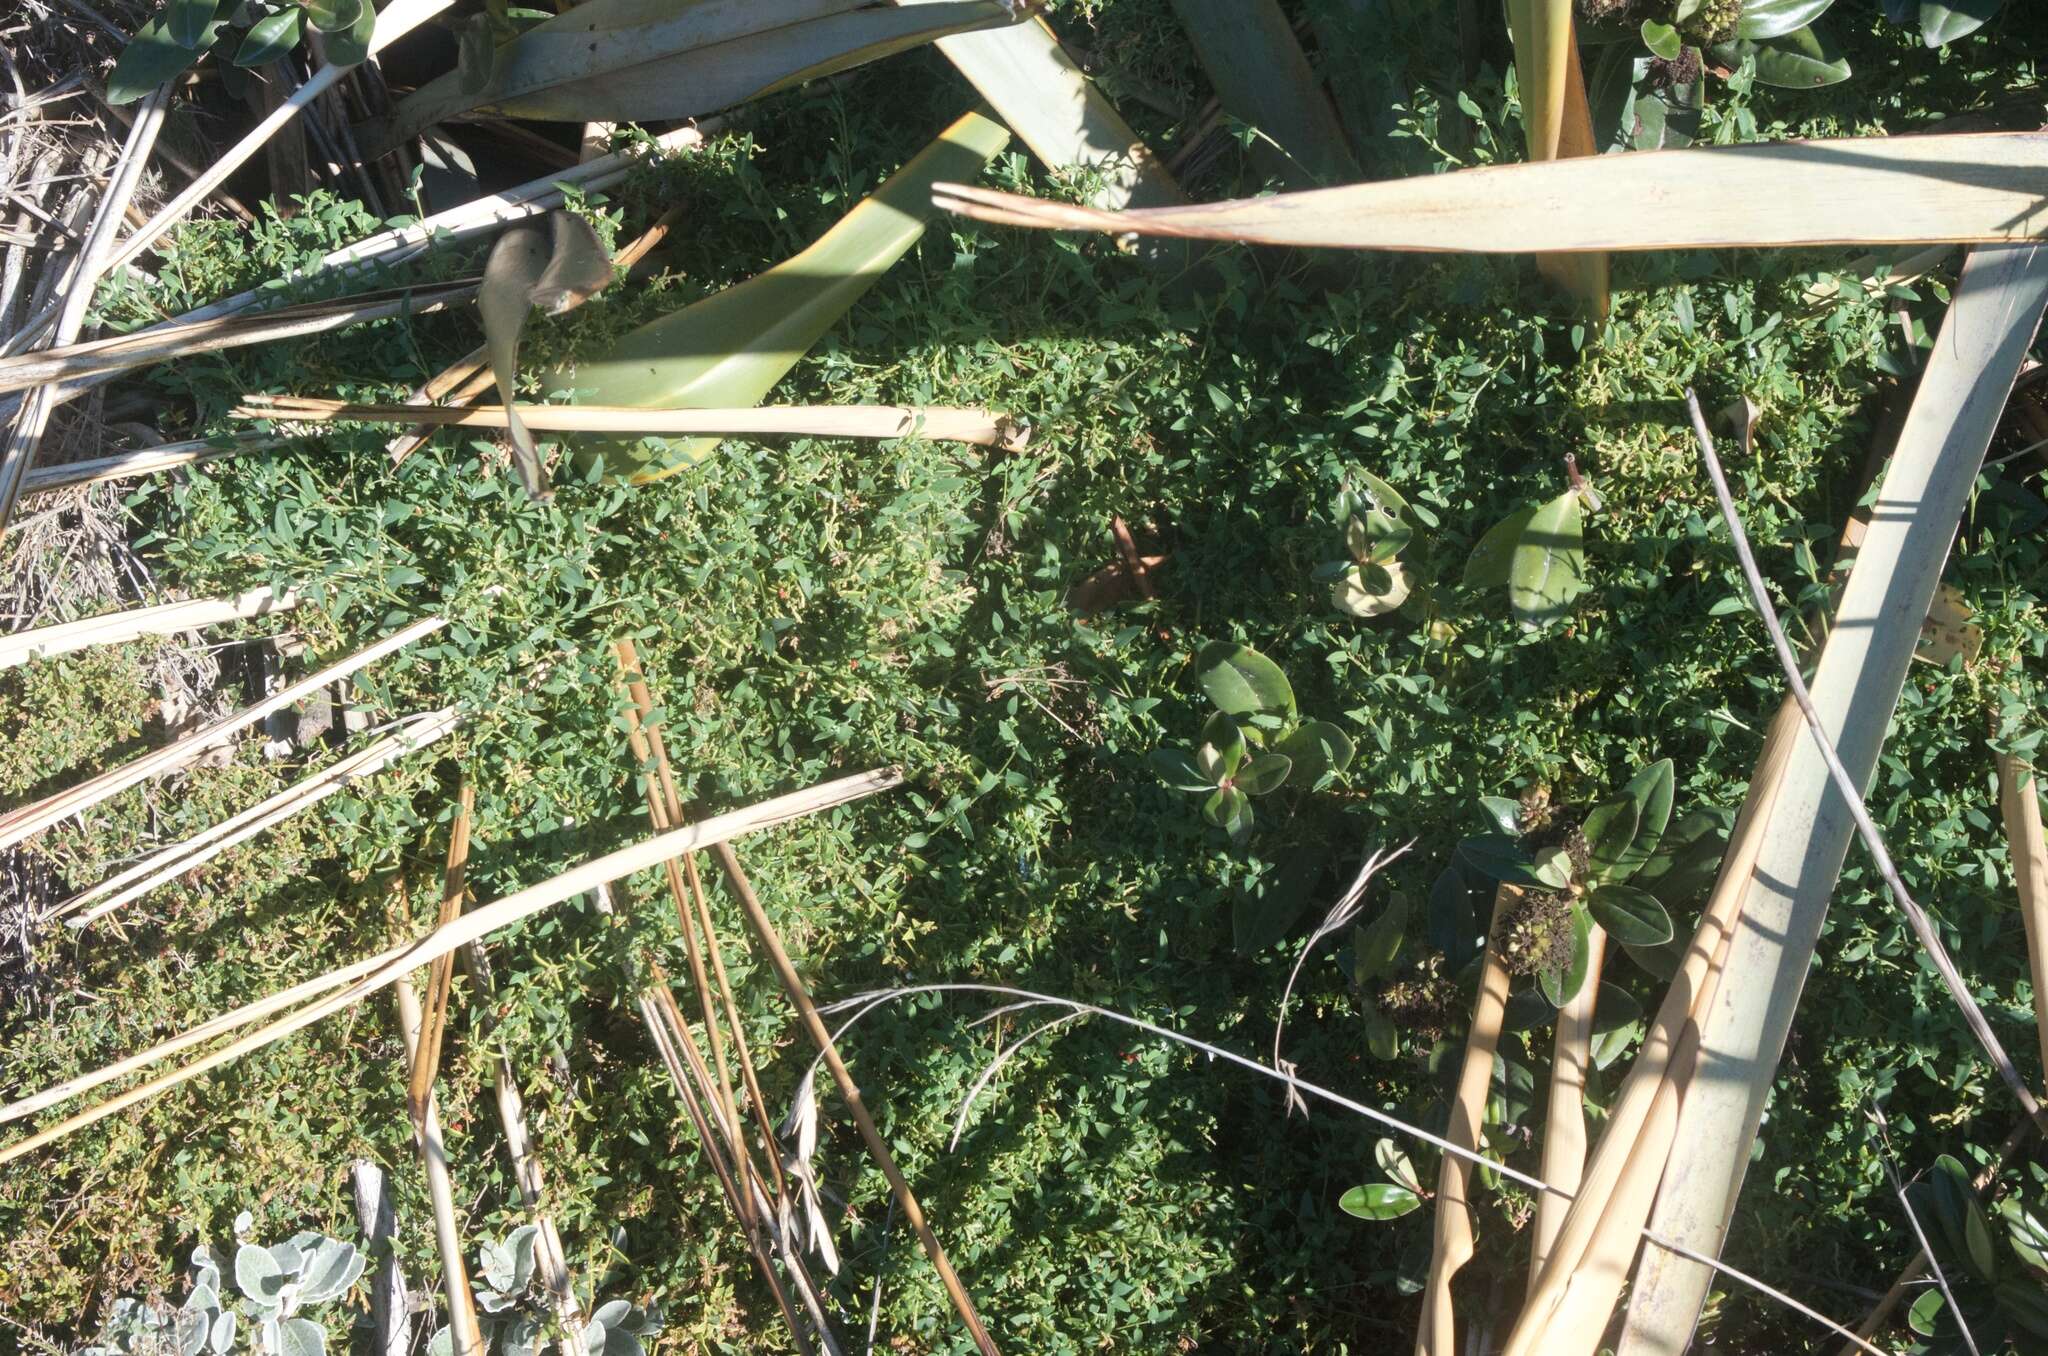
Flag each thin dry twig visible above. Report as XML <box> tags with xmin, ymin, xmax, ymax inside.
<box><xmin>1686</xmin><ymin>388</ymin><xmax>2048</xmax><ymax>1135</ymax></box>
<box><xmin>407</xmin><ymin>781</ymin><xmax>474</xmax><ymax>1132</ymax></box>
<box><xmin>1867</xmin><ymin>1100</ymin><xmax>1978</xmax><ymax>1356</ymax></box>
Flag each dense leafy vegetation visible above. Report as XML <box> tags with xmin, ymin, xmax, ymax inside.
<box><xmin>6</xmin><ymin>1</ymin><xmax>2048</xmax><ymax>1352</ymax></box>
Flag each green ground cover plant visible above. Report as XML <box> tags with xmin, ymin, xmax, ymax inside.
<box><xmin>4</xmin><ymin>1</ymin><xmax>2048</xmax><ymax>1352</ymax></box>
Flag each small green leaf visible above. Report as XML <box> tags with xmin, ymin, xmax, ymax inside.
<box><xmin>1196</xmin><ymin>641</ymin><xmax>1295</xmax><ymax>715</ymax></box>
<box><xmin>1590</xmin><ymin>981</ymin><xmax>1643</xmax><ymax>1033</ymax></box>
<box><xmin>1463</xmin><ymin>504</ymin><xmax>1537</xmax><ymax>590</ymax></box>
<box><xmin>1582</xmin><ymin>797</ymin><xmax>1639</xmax><ymax>883</ymax></box>
<box><xmin>1236</xmin><ymin>752</ymin><xmax>1292</xmax><ymax>796</ymax></box>
<box><xmin>1346</xmin><ymin>469</ymin><xmax>1414</xmax><ymax>562</ymax></box>
<box><xmin>1611</xmin><ymin>759</ymin><xmax>1677</xmax><ymax>882</ymax></box>
<box><xmin>1274</xmin><ymin>720</ymin><xmax>1354</xmax><ymax>788</ymax></box>
<box><xmin>1735</xmin><ymin>0</ymin><xmax>1840</xmax><ymax>39</ymax></box>
<box><xmin>1538</xmin><ymin>904</ymin><xmax>1594</xmax><ymax>1006</ymax></box>
<box><xmin>1148</xmin><ymin>747</ymin><xmax>1212</xmax><ymax>793</ymax></box>
<box><xmin>1339</xmin><ymin>1183</ymin><xmax>1422</xmax><ymax>1220</ymax></box>
<box><xmin>1375</xmin><ymin>1138</ymin><xmax>1423</xmax><ymax>1193</ymax></box>
<box><xmin>1429</xmin><ymin>860</ymin><xmax>1489</xmax><ymax>974</ymax></box>
<box><xmin>1640</xmin><ymin>18</ymin><xmax>1682</xmax><ymax>56</ymax></box>
<box><xmin>1354</xmin><ymin>896</ymin><xmax>1407</xmax><ymax>983</ymax></box>
<box><xmin>1196</xmin><ymin>711</ymin><xmax>1245</xmax><ymax>781</ymax></box>
<box><xmin>1509</xmin><ymin>491</ymin><xmax>1586</xmax><ymax>628</ymax></box>
<box><xmin>1474</xmin><ymin>796</ymin><xmax>1522</xmax><ymax>836</ymax></box>
<box><xmin>235</xmin><ymin>8</ymin><xmax>304</xmax><ymax>65</ymax></box>
<box><xmin>1585</xmin><ymin>884</ymin><xmax>1675</xmax><ymax>946</ymax></box>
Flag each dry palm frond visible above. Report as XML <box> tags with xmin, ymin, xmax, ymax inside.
<box><xmin>932</xmin><ymin>132</ymin><xmax>2048</xmax><ymax>252</ymax></box>
<box><xmin>20</xmin><ymin>435</ymin><xmax>286</xmax><ymax>496</ymax></box>
<box><xmin>0</xmin><ymin>769</ymin><xmax>902</xmax><ymax>1158</ymax></box>
<box><xmin>239</xmin><ymin>395</ymin><xmax>1033</xmax><ymax>450</ymax></box>
<box><xmin>393</xmin><ymin>970</ymin><xmax>487</xmax><ymax>1356</ymax></box>
<box><xmin>0</xmin><ymin>616</ymin><xmax>446</xmax><ymax>852</ymax></box>
<box><xmin>0</xmin><ymin>585</ymin><xmax>298</xmax><ymax>670</ymax></box>
<box><xmin>55</xmin><ymin>708</ymin><xmax>459</xmax><ymax>928</ymax></box>
<box><xmin>0</xmin><ymin>282</ymin><xmax>478</xmax><ymax>393</ymax></box>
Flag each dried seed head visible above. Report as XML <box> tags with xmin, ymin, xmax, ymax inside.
<box><xmin>1380</xmin><ymin>972</ymin><xmax>1462</xmax><ymax>1043</ymax></box>
<box><xmin>1679</xmin><ymin>0</ymin><xmax>1741</xmax><ymax>44</ymax></box>
<box><xmin>1493</xmin><ymin>888</ymin><xmax>1575</xmax><ymax>976</ymax></box>
<box><xmin>1650</xmin><ymin>45</ymin><xmax>1704</xmax><ymax>87</ymax></box>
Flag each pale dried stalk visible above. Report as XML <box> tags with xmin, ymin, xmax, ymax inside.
<box><xmin>19</xmin><ymin>436</ymin><xmax>285</xmax><ymax>496</ymax></box>
<box><xmin>1416</xmin><ymin>886</ymin><xmax>1514</xmax><ymax>1356</ymax></box>
<box><xmin>1530</xmin><ymin>924</ymin><xmax>1606</xmax><ymax>1291</ymax></box>
<box><xmin>58</xmin><ymin>708</ymin><xmax>460</xmax><ymax>927</ymax></box>
<box><xmin>932</xmin><ymin>132</ymin><xmax>2048</xmax><ymax>252</ymax></box>
<box><xmin>0</xmin><ymin>616</ymin><xmax>447</xmax><ymax>852</ymax></box>
<box><xmin>152</xmin><ymin>127</ymin><xmax>705</xmax><ymax>334</ymax></box>
<box><xmin>239</xmin><ymin>396</ymin><xmax>1032</xmax><ymax>450</ymax></box>
<box><xmin>351</xmin><ymin>1160</ymin><xmax>411</xmax><ymax>1356</ymax></box>
<box><xmin>2000</xmin><ymin>752</ymin><xmax>2048</xmax><ymax>1077</ymax></box>
<box><xmin>0</xmin><ymin>283</ymin><xmax>478</xmax><ymax>393</ymax></box>
<box><xmin>395</xmin><ymin>972</ymin><xmax>487</xmax><ymax>1356</ymax></box>
<box><xmin>0</xmin><ymin>85</ymin><xmax>168</xmax><ymax>542</ymax></box>
<box><xmin>0</xmin><ymin>770</ymin><xmax>901</xmax><ymax>1162</ymax></box>
<box><xmin>0</xmin><ymin>586</ymin><xmax>299</xmax><ymax>670</ymax></box>
<box><xmin>407</xmin><ymin>783</ymin><xmax>475</xmax><ymax>1132</ymax></box>
<box><xmin>1505</xmin><ymin>698</ymin><xmax>1803</xmax><ymax>1356</ymax></box>
<box><xmin>100</xmin><ymin>0</ymin><xmax>458</xmax><ymax>276</ymax></box>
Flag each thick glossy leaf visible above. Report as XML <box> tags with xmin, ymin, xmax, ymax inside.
<box><xmin>1538</xmin><ymin>903</ymin><xmax>1594</xmax><ymax>1006</ymax></box>
<box><xmin>1149</xmin><ymin>747</ymin><xmax>1212</xmax><ymax>793</ymax></box>
<box><xmin>1346</xmin><ymin>469</ymin><xmax>1414</xmax><ymax>563</ymax></box>
<box><xmin>1711</xmin><ymin>25</ymin><xmax>1850</xmax><ymax>87</ymax></box>
<box><xmin>1457</xmin><ymin>834</ymin><xmax>1535</xmax><ymax>884</ymax></box>
<box><xmin>1236</xmin><ymin>752</ymin><xmax>1292</xmax><ymax>796</ymax></box>
<box><xmin>1528</xmin><ymin>848</ymin><xmax>1572</xmax><ymax>890</ymax></box>
<box><xmin>1274</xmin><ymin>720</ymin><xmax>1354</xmax><ymax>788</ymax></box>
<box><xmin>1640</xmin><ymin>807</ymin><xmax>1731</xmax><ymax>911</ymax></box>
<box><xmin>2000</xmin><ymin>1197</ymin><xmax>2048</xmax><ymax>1274</ymax></box>
<box><xmin>1196</xmin><ymin>711</ymin><xmax>1245</xmax><ymax>781</ymax></box>
<box><xmin>1590</xmin><ymin>980</ymin><xmax>1642</xmax><ymax>1033</ymax></box>
<box><xmin>1919</xmin><ymin>0</ymin><xmax>2000</xmax><ymax>47</ymax></box>
<box><xmin>1581</xmin><ymin>796</ymin><xmax>1639</xmax><ymax>883</ymax></box>
<box><xmin>380</xmin><ymin>0</ymin><xmax>1023</xmax><ymax>150</ymax></box>
<box><xmin>1907</xmin><ymin>1287</ymin><xmax>1945</xmax><ymax>1337</ymax></box>
<box><xmin>1375</xmin><ymin>1138</ymin><xmax>1423</xmax><ymax>1194</ymax></box>
<box><xmin>1930</xmin><ymin>1154</ymin><xmax>1998</xmax><ymax>1282</ymax></box>
<box><xmin>1463</xmin><ymin>504</ymin><xmax>1536</xmax><ymax>589</ymax></box>
<box><xmin>233</xmin><ymin>1244</ymin><xmax>284</xmax><ymax>1304</ymax></box>
<box><xmin>234</xmin><ymin>8</ymin><xmax>304</xmax><ymax>66</ymax></box>
<box><xmin>1640</xmin><ymin>18</ymin><xmax>1682</xmax><ymax>57</ymax></box>
<box><xmin>301</xmin><ymin>0</ymin><xmax>363</xmax><ymax>34</ymax></box>
<box><xmin>1585</xmin><ymin>883</ymin><xmax>1674</xmax><ymax>946</ymax></box>
<box><xmin>1622</xmin><ymin>936</ymin><xmax>1685</xmax><ymax>982</ymax></box>
<box><xmin>1340</xmin><ymin>1183</ymin><xmax>1421</xmax><ymax>1220</ymax></box>
<box><xmin>1167</xmin><ymin>0</ymin><xmax>1359</xmax><ymax>188</ymax></box>
<box><xmin>1428</xmin><ymin>859</ymin><xmax>1489</xmax><ymax>974</ymax></box>
<box><xmin>1501</xmin><ymin>983</ymin><xmax>1555</xmax><ymax>1032</ymax></box>
<box><xmin>1234</xmin><ymin>843</ymin><xmax>1327</xmax><ymax>953</ymax></box>
<box><xmin>481</xmin><ymin>210</ymin><xmax>614</xmax><ymax>499</ymax></box>
<box><xmin>1591</xmin><ymin>1018</ymin><xmax>1642</xmax><ymax>1069</ymax></box>
<box><xmin>165</xmin><ymin>0</ymin><xmax>216</xmax><ymax>47</ymax></box>
<box><xmin>1611</xmin><ymin>758</ymin><xmax>1676</xmax><ymax>882</ymax></box>
<box><xmin>1196</xmin><ymin>641</ymin><xmax>1295</xmax><ymax>715</ymax></box>
<box><xmin>548</xmin><ymin>110</ymin><xmax>1010</xmax><ymax>481</ymax></box>
<box><xmin>1997</xmin><ymin>1278</ymin><xmax>2048</xmax><ymax>1339</ymax></box>
<box><xmin>1331</xmin><ymin>559</ymin><xmax>1412</xmax><ymax>618</ymax></box>
<box><xmin>322</xmin><ymin>0</ymin><xmax>376</xmax><ymax>67</ymax></box>
<box><xmin>1353</xmin><ymin>895</ymin><xmax>1407</xmax><ymax>983</ymax></box>
<box><xmin>1203</xmin><ymin>784</ymin><xmax>1252</xmax><ymax>839</ymax></box>
<box><xmin>108</xmin><ymin>5</ymin><xmax>222</xmax><ymax>102</ymax></box>
<box><xmin>1627</xmin><ymin>68</ymin><xmax>1702</xmax><ymax>151</ymax></box>
<box><xmin>1364</xmin><ymin>1007</ymin><xmax>1399</xmax><ymax>1059</ymax></box>
<box><xmin>1587</xmin><ymin>45</ymin><xmax>1699</xmax><ymax>153</ymax></box>
<box><xmin>1736</xmin><ymin>0</ymin><xmax>1840</xmax><ymax>39</ymax></box>
<box><xmin>1476</xmin><ymin>796</ymin><xmax>1523</xmax><ymax>836</ymax></box>
<box><xmin>1508</xmin><ymin>491</ymin><xmax>1586</xmax><ymax>627</ymax></box>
